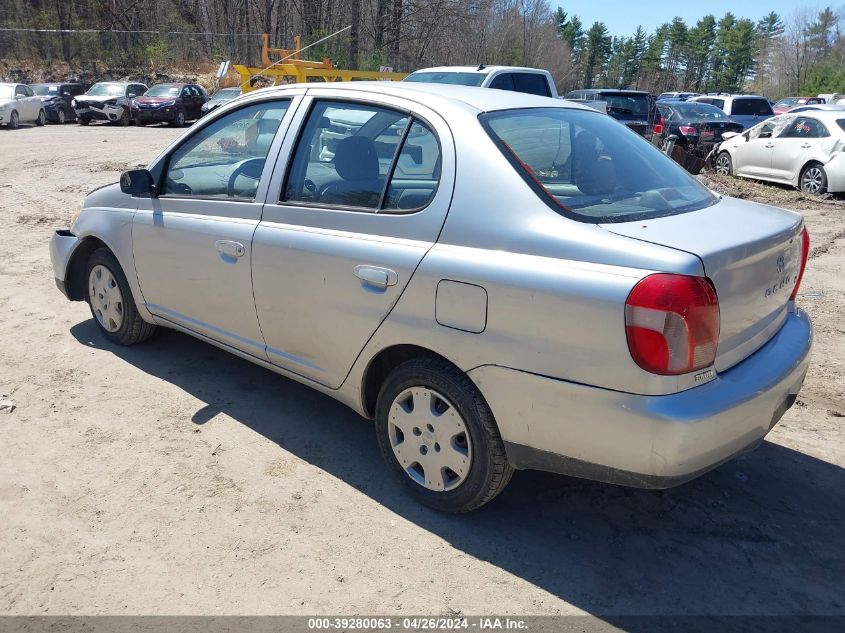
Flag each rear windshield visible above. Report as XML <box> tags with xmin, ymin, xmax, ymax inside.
<box><xmin>670</xmin><ymin>102</ymin><xmax>729</xmax><ymax>120</ymax></box>
<box><xmin>602</xmin><ymin>94</ymin><xmax>650</xmax><ymax>115</ymax></box>
<box><xmin>481</xmin><ymin>107</ymin><xmax>716</xmax><ymax>223</ymax></box>
<box><xmin>731</xmin><ymin>98</ymin><xmax>773</xmax><ymax>116</ymax></box>
<box><xmin>404</xmin><ymin>72</ymin><xmax>485</xmax><ymax>87</ymax></box>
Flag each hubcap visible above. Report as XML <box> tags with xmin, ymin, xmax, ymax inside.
<box><xmin>716</xmin><ymin>154</ymin><xmax>730</xmax><ymax>175</ymax></box>
<box><xmin>58</xmin><ymin>109</ymin><xmax>65</xmax><ymax>123</ymax></box>
<box><xmin>388</xmin><ymin>387</ymin><xmax>472</xmax><ymax>492</ymax></box>
<box><xmin>88</xmin><ymin>265</ymin><xmax>124</xmax><ymax>332</ymax></box>
<box><xmin>802</xmin><ymin>168</ymin><xmax>823</xmax><ymax>194</ymax></box>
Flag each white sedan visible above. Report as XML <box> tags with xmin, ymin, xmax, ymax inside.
<box><xmin>714</xmin><ymin>110</ymin><xmax>845</xmax><ymax>194</ymax></box>
<box><xmin>0</xmin><ymin>83</ymin><xmax>47</xmax><ymax>128</ymax></box>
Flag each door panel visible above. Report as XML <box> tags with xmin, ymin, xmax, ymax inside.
<box><xmin>734</xmin><ymin>137</ymin><xmax>774</xmax><ymax>178</ymax></box>
<box><xmin>253</xmin><ymin>92</ymin><xmax>454</xmax><ymax>388</ymax></box>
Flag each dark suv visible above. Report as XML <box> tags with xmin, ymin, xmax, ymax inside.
<box><xmin>30</xmin><ymin>83</ymin><xmax>87</xmax><ymax>124</ymax></box>
<box><xmin>131</xmin><ymin>83</ymin><xmax>209</xmax><ymax>127</ymax></box>
<box><xmin>565</xmin><ymin>89</ymin><xmax>655</xmax><ymax>136</ymax></box>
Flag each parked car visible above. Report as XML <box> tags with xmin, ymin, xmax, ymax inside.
<box><xmin>564</xmin><ymin>89</ymin><xmax>655</xmax><ymax>136</ymax></box>
<box><xmin>31</xmin><ymin>83</ymin><xmax>87</xmax><ymax>123</ymax></box>
<box><xmin>50</xmin><ymin>83</ymin><xmax>812</xmax><ymax>512</ymax></box>
<box><xmin>73</xmin><ymin>82</ymin><xmax>148</xmax><ymax>126</ymax></box>
<box><xmin>714</xmin><ymin>111</ymin><xmax>845</xmax><ymax>194</ymax></box>
<box><xmin>653</xmin><ymin>100</ymin><xmax>744</xmax><ymax>145</ymax></box>
<box><xmin>405</xmin><ymin>66</ymin><xmax>556</xmax><ymax>97</ymax></box>
<box><xmin>773</xmin><ymin>97</ymin><xmax>825</xmax><ymax>114</ymax></box>
<box><xmin>201</xmin><ymin>87</ymin><xmax>242</xmax><ymax>116</ymax></box>
<box><xmin>657</xmin><ymin>91</ymin><xmax>699</xmax><ymax>101</ymax></box>
<box><xmin>0</xmin><ymin>83</ymin><xmax>46</xmax><ymax>128</ymax></box>
<box><xmin>816</xmin><ymin>93</ymin><xmax>843</xmax><ymax>105</ymax></box>
<box><xmin>131</xmin><ymin>83</ymin><xmax>209</xmax><ymax>127</ymax></box>
<box><xmin>689</xmin><ymin>94</ymin><xmax>773</xmax><ymax>130</ymax></box>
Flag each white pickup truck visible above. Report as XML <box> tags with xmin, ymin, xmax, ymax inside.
<box><xmin>404</xmin><ymin>65</ymin><xmax>607</xmax><ymax>112</ymax></box>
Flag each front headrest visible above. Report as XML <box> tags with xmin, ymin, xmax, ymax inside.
<box><xmin>334</xmin><ymin>136</ymin><xmax>379</xmax><ymax>181</ymax></box>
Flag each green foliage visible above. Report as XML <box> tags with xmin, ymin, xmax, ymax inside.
<box><xmin>802</xmin><ymin>58</ymin><xmax>845</xmax><ymax>94</ymax></box>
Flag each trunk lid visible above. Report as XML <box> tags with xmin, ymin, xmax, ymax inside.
<box><xmin>602</xmin><ymin>197</ymin><xmax>804</xmax><ymax>372</ymax></box>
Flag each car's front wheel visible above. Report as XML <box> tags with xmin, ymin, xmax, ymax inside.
<box><xmin>172</xmin><ymin>109</ymin><xmax>185</xmax><ymax>127</ymax></box>
<box><xmin>57</xmin><ymin>108</ymin><xmax>66</xmax><ymax>124</ymax></box>
<box><xmin>800</xmin><ymin>163</ymin><xmax>827</xmax><ymax>195</ymax></box>
<box><xmin>117</xmin><ymin>108</ymin><xmax>130</xmax><ymax>126</ymax></box>
<box><xmin>36</xmin><ymin>109</ymin><xmax>46</xmax><ymax>126</ymax></box>
<box><xmin>7</xmin><ymin>110</ymin><xmax>18</xmax><ymax>129</ymax></box>
<box><xmin>714</xmin><ymin>151</ymin><xmax>733</xmax><ymax>176</ymax></box>
<box><xmin>375</xmin><ymin>357</ymin><xmax>513</xmax><ymax>513</ymax></box>
<box><xmin>85</xmin><ymin>248</ymin><xmax>155</xmax><ymax>346</ymax></box>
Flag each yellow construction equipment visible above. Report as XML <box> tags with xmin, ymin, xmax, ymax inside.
<box><xmin>234</xmin><ymin>34</ymin><xmax>407</xmax><ymax>92</ymax></box>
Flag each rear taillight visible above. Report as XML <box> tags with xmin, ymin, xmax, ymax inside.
<box><xmin>679</xmin><ymin>125</ymin><xmax>697</xmax><ymax>136</ymax></box>
<box><xmin>625</xmin><ymin>274</ymin><xmax>720</xmax><ymax>376</ymax></box>
<box><xmin>653</xmin><ymin>115</ymin><xmax>665</xmax><ymax>135</ymax></box>
<box><xmin>790</xmin><ymin>227</ymin><xmax>810</xmax><ymax>301</ymax></box>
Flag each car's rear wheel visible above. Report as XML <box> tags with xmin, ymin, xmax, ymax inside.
<box><xmin>85</xmin><ymin>248</ymin><xmax>155</xmax><ymax>346</ymax></box>
<box><xmin>36</xmin><ymin>109</ymin><xmax>46</xmax><ymax>126</ymax></box>
<box><xmin>714</xmin><ymin>151</ymin><xmax>733</xmax><ymax>176</ymax></box>
<box><xmin>800</xmin><ymin>163</ymin><xmax>827</xmax><ymax>195</ymax></box>
<box><xmin>7</xmin><ymin>111</ymin><xmax>18</xmax><ymax>129</ymax></box>
<box><xmin>375</xmin><ymin>357</ymin><xmax>513</xmax><ymax>513</ymax></box>
<box><xmin>57</xmin><ymin>108</ymin><xmax>66</xmax><ymax>124</ymax></box>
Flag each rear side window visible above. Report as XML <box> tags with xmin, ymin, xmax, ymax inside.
<box><xmin>731</xmin><ymin>98</ymin><xmax>773</xmax><ymax>116</ymax></box>
<box><xmin>514</xmin><ymin>73</ymin><xmax>551</xmax><ymax>97</ymax></box>
<box><xmin>837</xmin><ymin>119</ymin><xmax>845</xmax><ymax>132</ymax></box>
<box><xmin>481</xmin><ymin>107</ymin><xmax>716</xmax><ymax>223</ymax></box>
<box><xmin>781</xmin><ymin>117</ymin><xmax>829</xmax><ymax>138</ymax></box>
<box><xmin>489</xmin><ymin>74</ymin><xmax>515</xmax><ymax>91</ymax></box>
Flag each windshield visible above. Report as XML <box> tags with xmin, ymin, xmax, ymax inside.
<box><xmin>776</xmin><ymin>98</ymin><xmax>798</xmax><ymax>108</ymax></box>
<box><xmin>145</xmin><ymin>85</ymin><xmax>181</xmax><ymax>98</ymax></box>
<box><xmin>481</xmin><ymin>107</ymin><xmax>716</xmax><ymax>223</ymax></box>
<box><xmin>603</xmin><ymin>94</ymin><xmax>650</xmax><ymax>115</ymax></box>
<box><xmin>32</xmin><ymin>85</ymin><xmax>60</xmax><ymax>96</ymax></box>
<box><xmin>211</xmin><ymin>88</ymin><xmax>240</xmax><ymax>102</ymax></box>
<box><xmin>732</xmin><ymin>98</ymin><xmax>773</xmax><ymax>116</ymax></box>
<box><xmin>0</xmin><ymin>85</ymin><xmax>14</xmax><ymax>99</ymax></box>
<box><xmin>670</xmin><ymin>102</ymin><xmax>729</xmax><ymax>120</ymax></box>
<box><xmin>404</xmin><ymin>71</ymin><xmax>485</xmax><ymax>87</ymax></box>
<box><xmin>87</xmin><ymin>83</ymin><xmax>125</xmax><ymax>97</ymax></box>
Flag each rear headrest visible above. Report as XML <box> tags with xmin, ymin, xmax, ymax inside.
<box><xmin>334</xmin><ymin>136</ymin><xmax>379</xmax><ymax>181</ymax></box>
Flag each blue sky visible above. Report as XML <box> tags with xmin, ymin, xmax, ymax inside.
<box><xmin>557</xmin><ymin>0</ymin><xmax>824</xmax><ymax>36</ymax></box>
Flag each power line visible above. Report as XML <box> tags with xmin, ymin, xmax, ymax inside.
<box><xmin>0</xmin><ymin>27</ymin><xmax>265</xmax><ymax>36</ymax></box>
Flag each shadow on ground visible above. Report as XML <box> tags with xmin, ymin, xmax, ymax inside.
<box><xmin>71</xmin><ymin>321</ymin><xmax>844</xmax><ymax>617</ymax></box>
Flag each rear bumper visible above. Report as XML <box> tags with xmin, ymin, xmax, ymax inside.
<box><xmin>469</xmin><ymin>310</ymin><xmax>812</xmax><ymax>488</ymax></box>
<box><xmin>50</xmin><ymin>229</ymin><xmax>80</xmax><ymax>300</ymax></box>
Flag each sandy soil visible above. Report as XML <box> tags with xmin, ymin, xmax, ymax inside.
<box><xmin>0</xmin><ymin>122</ymin><xmax>842</xmax><ymax>617</ymax></box>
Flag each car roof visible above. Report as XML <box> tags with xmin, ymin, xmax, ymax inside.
<box><xmin>410</xmin><ymin>66</ymin><xmax>548</xmax><ymax>75</ymax></box>
<box><xmin>151</xmin><ymin>82</ymin><xmax>189</xmax><ymax>87</ymax></box>
<box><xmin>248</xmin><ymin>82</ymin><xmax>589</xmax><ymax>115</ymax></box>
<box><xmin>579</xmin><ymin>88</ymin><xmax>649</xmax><ymax>95</ymax></box>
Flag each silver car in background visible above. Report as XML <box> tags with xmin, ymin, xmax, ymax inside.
<box><xmin>715</xmin><ymin>110</ymin><xmax>845</xmax><ymax>194</ymax></box>
<box><xmin>50</xmin><ymin>83</ymin><xmax>812</xmax><ymax>512</ymax></box>
<box><xmin>0</xmin><ymin>83</ymin><xmax>47</xmax><ymax>128</ymax></box>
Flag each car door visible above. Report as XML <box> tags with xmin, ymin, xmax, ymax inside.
<box><xmin>251</xmin><ymin>91</ymin><xmax>453</xmax><ymax>388</ymax></box>
<box><xmin>770</xmin><ymin>116</ymin><xmax>830</xmax><ymax>182</ymax></box>
<box><xmin>732</xmin><ymin>118</ymin><xmax>784</xmax><ymax>178</ymax></box>
<box><xmin>15</xmin><ymin>85</ymin><xmax>38</xmax><ymax>120</ymax></box>
<box><xmin>187</xmin><ymin>86</ymin><xmax>203</xmax><ymax>119</ymax></box>
<box><xmin>132</xmin><ymin>94</ymin><xmax>302</xmax><ymax>355</ymax></box>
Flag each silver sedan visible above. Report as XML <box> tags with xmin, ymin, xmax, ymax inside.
<box><xmin>51</xmin><ymin>83</ymin><xmax>812</xmax><ymax>512</ymax></box>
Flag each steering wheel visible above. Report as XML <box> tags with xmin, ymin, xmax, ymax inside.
<box><xmin>227</xmin><ymin>158</ymin><xmax>265</xmax><ymax>198</ymax></box>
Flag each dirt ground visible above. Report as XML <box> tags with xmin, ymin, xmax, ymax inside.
<box><xmin>0</xmin><ymin>122</ymin><xmax>843</xmax><ymax>618</ymax></box>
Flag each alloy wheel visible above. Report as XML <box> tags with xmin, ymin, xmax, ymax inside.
<box><xmin>88</xmin><ymin>265</ymin><xmax>124</xmax><ymax>332</ymax></box>
<box><xmin>57</xmin><ymin>108</ymin><xmax>66</xmax><ymax>124</ymax></box>
<box><xmin>715</xmin><ymin>153</ymin><xmax>731</xmax><ymax>176</ymax></box>
<box><xmin>801</xmin><ymin>167</ymin><xmax>824</xmax><ymax>194</ymax></box>
<box><xmin>387</xmin><ymin>387</ymin><xmax>472</xmax><ymax>492</ymax></box>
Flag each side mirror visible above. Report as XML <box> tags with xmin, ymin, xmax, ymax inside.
<box><xmin>120</xmin><ymin>169</ymin><xmax>155</xmax><ymax>196</ymax></box>
<box><xmin>127</xmin><ymin>93</ymin><xmax>137</xmax><ymax>98</ymax></box>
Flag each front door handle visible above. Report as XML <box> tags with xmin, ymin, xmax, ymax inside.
<box><xmin>354</xmin><ymin>265</ymin><xmax>398</xmax><ymax>289</ymax></box>
<box><xmin>800</xmin><ymin>143</ymin><xmax>812</xmax><ymax>148</ymax></box>
<box><xmin>215</xmin><ymin>240</ymin><xmax>245</xmax><ymax>258</ymax></box>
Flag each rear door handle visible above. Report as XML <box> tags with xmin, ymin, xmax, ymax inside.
<box><xmin>215</xmin><ymin>240</ymin><xmax>245</xmax><ymax>258</ymax></box>
<box><xmin>800</xmin><ymin>143</ymin><xmax>812</xmax><ymax>148</ymax></box>
<box><xmin>354</xmin><ymin>265</ymin><xmax>398</xmax><ymax>289</ymax></box>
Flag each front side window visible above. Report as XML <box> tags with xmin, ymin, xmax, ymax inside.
<box><xmin>482</xmin><ymin>107</ymin><xmax>716</xmax><ymax>223</ymax></box>
<box><xmin>748</xmin><ymin>116</ymin><xmax>790</xmax><ymax>140</ymax></box>
<box><xmin>781</xmin><ymin>117</ymin><xmax>829</xmax><ymax>138</ymax></box>
<box><xmin>284</xmin><ymin>101</ymin><xmax>441</xmax><ymax>212</ymax></box>
<box><xmin>15</xmin><ymin>85</ymin><xmax>29</xmax><ymax>97</ymax></box>
<box><xmin>164</xmin><ymin>100</ymin><xmax>290</xmax><ymax>199</ymax></box>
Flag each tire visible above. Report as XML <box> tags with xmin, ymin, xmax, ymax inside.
<box><xmin>714</xmin><ymin>151</ymin><xmax>733</xmax><ymax>176</ymax></box>
<box><xmin>78</xmin><ymin>116</ymin><xmax>90</xmax><ymax>126</ymax></box>
<box><xmin>36</xmin><ymin>109</ymin><xmax>46</xmax><ymax>126</ymax></box>
<box><xmin>117</xmin><ymin>107</ymin><xmax>130</xmax><ymax>126</ymax></box>
<box><xmin>171</xmin><ymin>109</ymin><xmax>185</xmax><ymax>127</ymax></box>
<box><xmin>57</xmin><ymin>108</ymin><xmax>66</xmax><ymax>124</ymax></box>
<box><xmin>800</xmin><ymin>163</ymin><xmax>827</xmax><ymax>195</ymax></box>
<box><xmin>85</xmin><ymin>248</ymin><xmax>155</xmax><ymax>346</ymax></box>
<box><xmin>375</xmin><ymin>357</ymin><xmax>514</xmax><ymax>513</ymax></box>
<box><xmin>136</xmin><ymin>118</ymin><xmax>147</xmax><ymax>127</ymax></box>
<box><xmin>7</xmin><ymin>110</ymin><xmax>18</xmax><ymax>129</ymax></box>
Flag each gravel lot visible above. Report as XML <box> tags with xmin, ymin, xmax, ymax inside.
<box><xmin>0</xmin><ymin>122</ymin><xmax>842</xmax><ymax>617</ymax></box>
